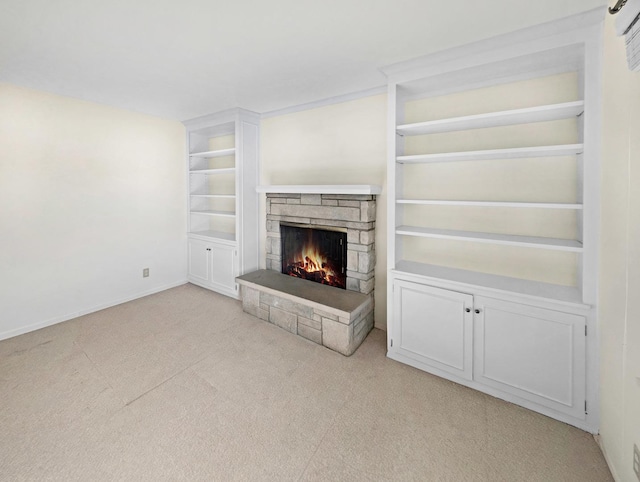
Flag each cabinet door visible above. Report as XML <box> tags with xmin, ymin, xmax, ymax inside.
<box><xmin>209</xmin><ymin>243</ymin><xmax>237</xmax><ymax>293</ymax></box>
<box><xmin>392</xmin><ymin>280</ymin><xmax>473</xmax><ymax>380</ymax></box>
<box><xmin>474</xmin><ymin>296</ymin><xmax>586</xmax><ymax>419</ymax></box>
<box><xmin>187</xmin><ymin>238</ymin><xmax>210</xmax><ymax>283</ymax></box>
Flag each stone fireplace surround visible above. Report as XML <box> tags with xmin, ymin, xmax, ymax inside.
<box><xmin>236</xmin><ymin>185</ymin><xmax>380</xmax><ymax>356</ymax></box>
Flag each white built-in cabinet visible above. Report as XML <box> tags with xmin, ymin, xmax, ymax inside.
<box><xmin>383</xmin><ymin>11</ymin><xmax>604</xmax><ymax>432</ymax></box>
<box><xmin>183</xmin><ymin>109</ymin><xmax>260</xmax><ymax>298</ymax></box>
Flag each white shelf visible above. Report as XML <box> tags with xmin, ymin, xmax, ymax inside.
<box><xmin>396</xmin><ymin>225</ymin><xmax>583</xmax><ymax>252</ymax></box>
<box><xmin>396</xmin><ymin>144</ymin><xmax>583</xmax><ymax>164</ymax></box>
<box><xmin>190</xmin><ymin>194</ymin><xmax>236</xmax><ymax>199</ymax></box>
<box><xmin>396</xmin><ymin>101</ymin><xmax>584</xmax><ymax>136</ymax></box>
<box><xmin>189</xmin><ymin>168</ymin><xmax>236</xmax><ymax>175</ymax></box>
<box><xmin>189</xmin><ymin>230</ymin><xmax>236</xmax><ymax>242</ymax></box>
<box><xmin>397</xmin><ymin>200</ymin><xmax>583</xmax><ymax>209</ymax></box>
<box><xmin>393</xmin><ymin>260</ymin><xmax>585</xmax><ymax>306</ymax></box>
<box><xmin>256</xmin><ymin>184</ymin><xmax>382</xmax><ymax>195</ymax></box>
<box><xmin>189</xmin><ymin>148</ymin><xmax>236</xmax><ymax>158</ymax></box>
<box><xmin>190</xmin><ymin>210</ymin><xmax>236</xmax><ymax>218</ymax></box>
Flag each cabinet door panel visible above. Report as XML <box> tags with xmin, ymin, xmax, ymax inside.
<box><xmin>187</xmin><ymin>238</ymin><xmax>210</xmax><ymax>283</ymax></box>
<box><xmin>209</xmin><ymin>243</ymin><xmax>237</xmax><ymax>293</ymax></box>
<box><xmin>474</xmin><ymin>296</ymin><xmax>586</xmax><ymax>419</ymax></box>
<box><xmin>393</xmin><ymin>280</ymin><xmax>473</xmax><ymax>380</ymax></box>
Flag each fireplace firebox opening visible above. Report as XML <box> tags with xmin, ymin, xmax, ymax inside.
<box><xmin>280</xmin><ymin>223</ymin><xmax>347</xmax><ymax>289</ymax></box>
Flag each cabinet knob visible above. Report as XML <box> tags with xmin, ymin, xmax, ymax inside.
<box><xmin>465</xmin><ymin>308</ymin><xmax>471</xmax><ymax>313</ymax></box>
<box><xmin>475</xmin><ymin>309</ymin><xmax>481</xmax><ymax>314</ymax></box>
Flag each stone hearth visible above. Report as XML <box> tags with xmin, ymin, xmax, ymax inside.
<box><xmin>237</xmin><ymin>270</ymin><xmax>373</xmax><ymax>356</ymax></box>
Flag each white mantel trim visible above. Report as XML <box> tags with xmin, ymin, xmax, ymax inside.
<box><xmin>257</xmin><ymin>185</ymin><xmax>382</xmax><ymax>195</ymax></box>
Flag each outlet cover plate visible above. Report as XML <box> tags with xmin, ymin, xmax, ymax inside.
<box><xmin>143</xmin><ymin>268</ymin><xmax>149</xmax><ymax>278</ymax></box>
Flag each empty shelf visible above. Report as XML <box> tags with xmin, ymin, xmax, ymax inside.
<box><xmin>396</xmin><ymin>225</ymin><xmax>583</xmax><ymax>252</ymax></box>
<box><xmin>396</xmin><ymin>200</ymin><xmax>583</xmax><ymax>209</ymax></box>
<box><xmin>396</xmin><ymin>144</ymin><xmax>583</xmax><ymax>163</ymax></box>
<box><xmin>189</xmin><ymin>148</ymin><xmax>236</xmax><ymax>158</ymax></box>
<box><xmin>396</xmin><ymin>101</ymin><xmax>584</xmax><ymax>135</ymax></box>
<box><xmin>190</xmin><ymin>210</ymin><xmax>236</xmax><ymax>218</ymax></box>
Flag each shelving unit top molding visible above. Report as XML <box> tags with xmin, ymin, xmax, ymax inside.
<box><xmin>381</xmin><ymin>8</ymin><xmax>604</xmax><ymax>98</ymax></box>
<box><xmin>257</xmin><ymin>185</ymin><xmax>382</xmax><ymax>195</ymax></box>
<box><xmin>182</xmin><ymin>107</ymin><xmax>260</xmax><ymax>136</ymax></box>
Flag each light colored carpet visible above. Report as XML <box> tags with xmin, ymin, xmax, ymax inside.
<box><xmin>0</xmin><ymin>283</ymin><xmax>613</xmax><ymax>481</ymax></box>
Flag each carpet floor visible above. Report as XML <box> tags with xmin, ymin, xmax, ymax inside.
<box><xmin>0</xmin><ymin>283</ymin><xmax>613</xmax><ymax>481</ymax></box>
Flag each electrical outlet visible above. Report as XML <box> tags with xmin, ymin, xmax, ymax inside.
<box><xmin>143</xmin><ymin>268</ymin><xmax>149</xmax><ymax>278</ymax></box>
<box><xmin>634</xmin><ymin>444</ymin><xmax>640</xmax><ymax>481</ymax></box>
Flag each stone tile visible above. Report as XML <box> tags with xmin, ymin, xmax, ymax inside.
<box><xmin>269</xmin><ymin>307</ymin><xmax>297</xmax><ymax>334</ymax></box>
<box><xmin>286</xmin><ymin>198</ymin><xmax>301</xmax><ymax>204</ymax></box>
<box><xmin>270</xmin><ymin>198</ymin><xmax>287</xmax><ymax>204</ymax></box>
<box><xmin>298</xmin><ymin>316</ymin><xmax>321</xmax><ymax>331</ymax></box>
<box><xmin>310</xmin><ymin>219</ymin><xmax>349</xmax><ymax>228</ymax></box>
<box><xmin>300</xmin><ymin>194</ymin><xmax>321</xmax><ymax>205</ymax></box>
<box><xmin>314</xmin><ymin>309</ymin><xmax>338</xmax><ymax>321</ymax></box>
<box><xmin>345</xmin><ymin>221</ymin><xmax>375</xmax><ymax>230</ymax></box>
<box><xmin>266</xmin><ymin>220</ymin><xmax>280</xmax><ymax>233</ymax></box>
<box><xmin>349</xmin><ymin>243</ymin><xmax>373</xmax><ymax>252</ymax></box>
<box><xmin>322</xmin><ymin>318</ymin><xmax>354</xmax><ymax>356</ymax></box>
<box><xmin>321</xmin><ymin>199</ymin><xmax>338</xmax><ymax>206</ymax></box>
<box><xmin>278</xmin><ymin>216</ymin><xmax>312</xmax><ymax>224</ymax></box>
<box><xmin>347</xmin><ymin>229</ymin><xmax>360</xmax><ymax>243</ymax></box>
<box><xmin>338</xmin><ymin>200</ymin><xmax>360</xmax><ymax>208</ymax></box>
<box><xmin>271</xmin><ymin>236</ymin><xmax>281</xmax><ymax>256</ymax></box>
<box><xmin>347</xmin><ymin>278</ymin><xmax>360</xmax><ymax>292</ymax></box>
<box><xmin>360</xmin><ymin>277</ymin><xmax>375</xmax><ymax>295</ymax></box>
<box><xmin>358</xmin><ymin>251</ymin><xmax>376</xmax><ymax>273</ymax></box>
<box><xmin>241</xmin><ymin>286</ymin><xmax>259</xmax><ymax>313</ymax></box>
<box><xmin>266</xmin><ymin>193</ymin><xmax>296</xmax><ymax>198</ymax></box>
<box><xmin>271</xmin><ymin>204</ymin><xmax>360</xmax><ymax>222</ymax></box>
<box><xmin>347</xmin><ymin>269</ymin><xmax>375</xmax><ymax>281</ymax></box>
<box><xmin>360</xmin><ymin>201</ymin><xmax>376</xmax><ymax>222</ymax></box>
<box><xmin>347</xmin><ymin>250</ymin><xmax>358</xmax><ymax>271</ymax></box>
<box><xmin>260</xmin><ymin>292</ymin><xmax>314</xmax><ymax>318</ymax></box>
<box><xmin>297</xmin><ymin>323</ymin><xmax>322</xmax><ymax>344</ymax></box>
<box><xmin>360</xmin><ymin>229</ymin><xmax>375</xmax><ymax>245</ymax></box>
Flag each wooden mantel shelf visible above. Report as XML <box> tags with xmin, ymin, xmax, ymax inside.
<box><xmin>256</xmin><ymin>185</ymin><xmax>382</xmax><ymax>195</ymax></box>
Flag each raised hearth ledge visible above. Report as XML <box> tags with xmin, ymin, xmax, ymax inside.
<box><xmin>236</xmin><ymin>270</ymin><xmax>374</xmax><ymax>356</ymax></box>
<box><xmin>256</xmin><ymin>184</ymin><xmax>382</xmax><ymax>195</ymax></box>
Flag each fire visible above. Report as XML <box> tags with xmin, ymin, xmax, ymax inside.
<box><xmin>284</xmin><ymin>241</ymin><xmax>344</xmax><ymax>288</ymax></box>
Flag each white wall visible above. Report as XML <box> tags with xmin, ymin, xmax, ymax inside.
<box><xmin>598</xmin><ymin>16</ymin><xmax>640</xmax><ymax>482</ymax></box>
<box><xmin>260</xmin><ymin>95</ymin><xmax>388</xmax><ymax>328</ymax></box>
<box><xmin>0</xmin><ymin>83</ymin><xmax>187</xmax><ymax>340</ymax></box>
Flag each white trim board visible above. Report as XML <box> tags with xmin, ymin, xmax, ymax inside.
<box><xmin>260</xmin><ymin>86</ymin><xmax>386</xmax><ymax>119</ymax></box>
<box><xmin>0</xmin><ymin>280</ymin><xmax>188</xmax><ymax>342</ymax></box>
<box><xmin>257</xmin><ymin>184</ymin><xmax>382</xmax><ymax>195</ymax></box>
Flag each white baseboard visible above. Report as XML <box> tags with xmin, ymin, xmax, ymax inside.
<box><xmin>594</xmin><ymin>434</ymin><xmax>621</xmax><ymax>482</ymax></box>
<box><xmin>0</xmin><ymin>279</ymin><xmax>188</xmax><ymax>342</ymax></box>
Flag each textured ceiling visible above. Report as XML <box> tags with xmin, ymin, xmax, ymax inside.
<box><xmin>0</xmin><ymin>0</ymin><xmax>608</xmax><ymax>120</ymax></box>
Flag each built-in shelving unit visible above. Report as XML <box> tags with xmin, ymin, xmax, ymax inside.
<box><xmin>183</xmin><ymin>108</ymin><xmax>260</xmax><ymax>298</ymax></box>
<box><xmin>391</xmin><ymin>91</ymin><xmax>589</xmax><ymax>293</ymax></box>
<box><xmin>382</xmin><ymin>9</ymin><xmax>603</xmax><ymax>433</ymax></box>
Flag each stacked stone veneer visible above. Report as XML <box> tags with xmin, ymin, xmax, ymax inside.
<box><xmin>239</xmin><ymin>280</ymin><xmax>374</xmax><ymax>356</ymax></box>
<box><xmin>265</xmin><ymin>193</ymin><xmax>376</xmax><ymax>296</ymax></box>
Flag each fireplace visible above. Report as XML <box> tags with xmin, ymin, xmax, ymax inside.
<box><xmin>280</xmin><ymin>224</ymin><xmax>347</xmax><ymax>289</ymax></box>
<box><xmin>238</xmin><ymin>186</ymin><xmax>380</xmax><ymax>356</ymax></box>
